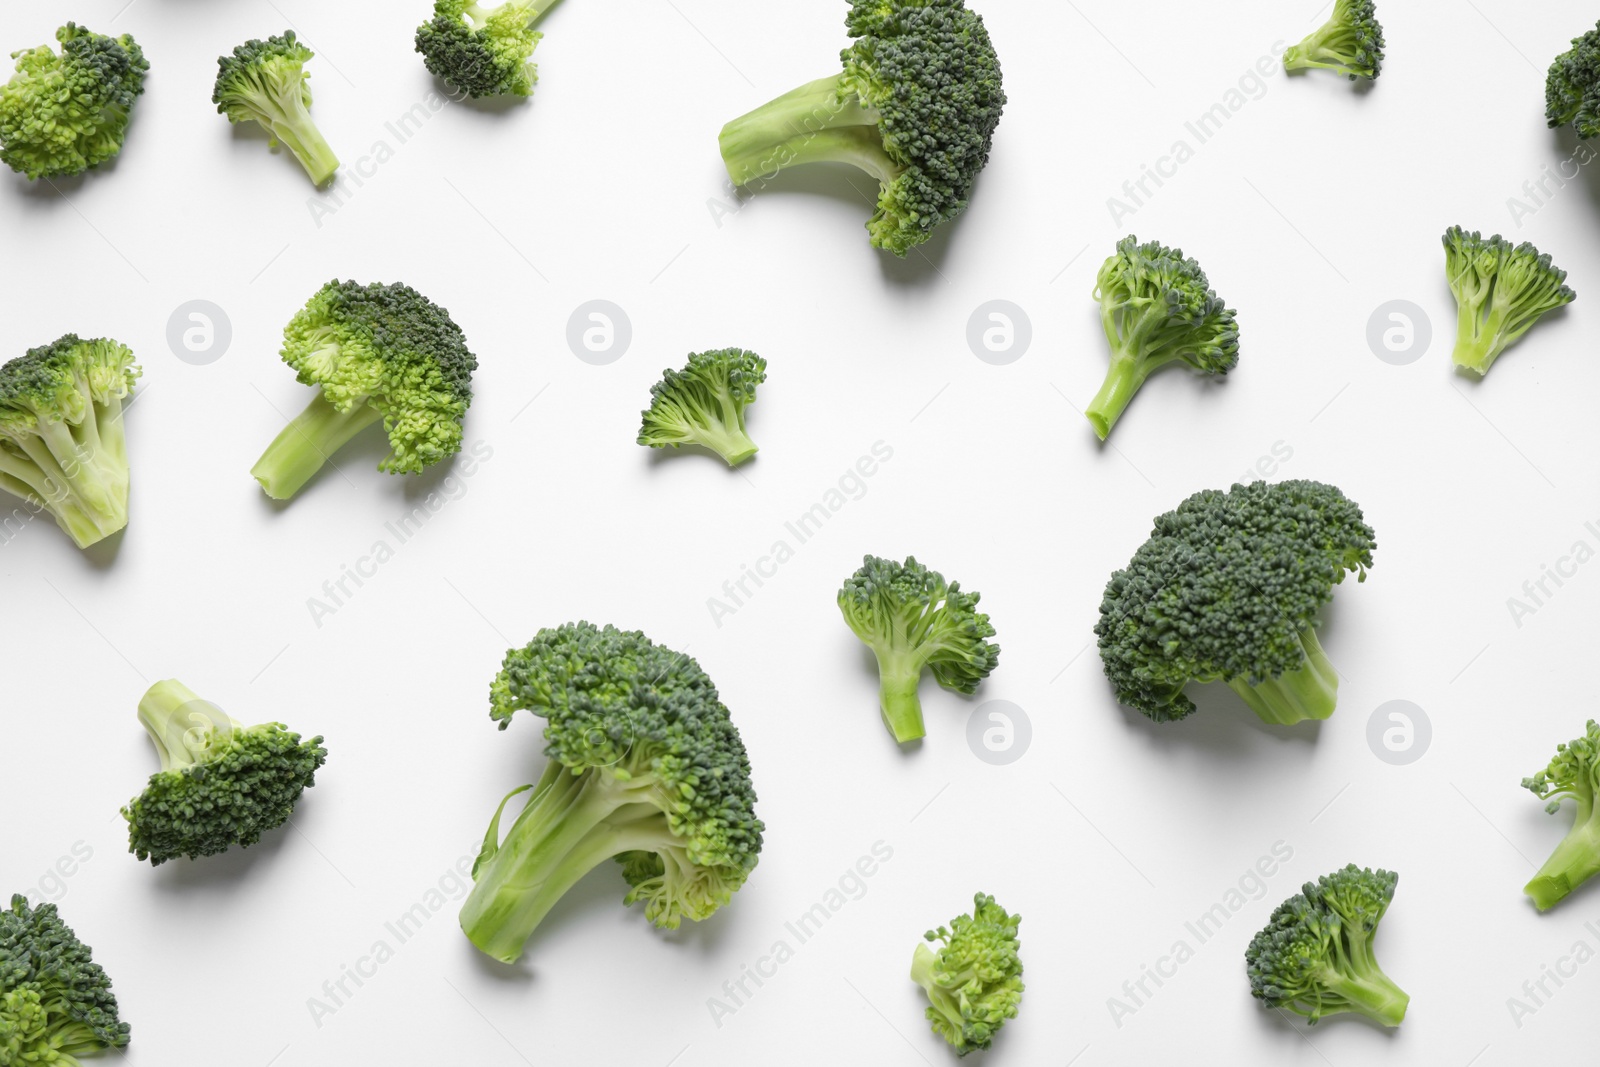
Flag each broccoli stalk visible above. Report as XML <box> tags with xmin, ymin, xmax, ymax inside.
<box><xmin>637</xmin><ymin>349</ymin><xmax>767</xmax><ymax>467</ymax></box>
<box><xmin>911</xmin><ymin>893</ymin><xmax>1024</xmax><ymax>1055</ymax></box>
<box><xmin>213</xmin><ymin>31</ymin><xmax>339</xmax><ymax>186</ymax></box>
<box><xmin>1284</xmin><ymin>0</ymin><xmax>1385</xmax><ymax>81</ymax></box>
<box><xmin>0</xmin><ymin>896</ymin><xmax>130</xmax><ymax>1065</ymax></box>
<box><xmin>1225</xmin><ymin>628</ymin><xmax>1339</xmax><ymax>726</ymax></box>
<box><xmin>416</xmin><ymin>0</ymin><xmax>560</xmax><ymax>99</ymax></box>
<box><xmin>1443</xmin><ymin>227</ymin><xmax>1574</xmax><ymax>376</ymax></box>
<box><xmin>1523</xmin><ymin>721</ymin><xmax>1600</xmax><ymax>911</ymax></box>
<box><xmin>252</xmin><ymin>394</ymin><xmax>384</xmax><ymax>501</ymax></box>
<box><xmin>0</xmin><ymin>23</ymin><xmax>148</xmax><ymax>180</ymax></box>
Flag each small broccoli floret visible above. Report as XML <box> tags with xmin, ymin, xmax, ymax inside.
<box><xmin>1547</xmin><ymin>20</ymin><xmax>1600</xmax><ymax>138</ymax></box>
<box><xmin>911</xmin><ymin>892</ymin><xmax>1023</xmax><ymax>1056</ymax></box>
<box><xmin>838</xmin><ymin>555</ymin><xmax>1000</xmax><ymax>744</ymax></box>
<box><xmin>1084</xmin><ymin>235</ymin><xmax>1238</xmax><ymax>441</ymax></box>
<box><xmin>416</xmin><ymin>0</ymin><xmax>559</xmax><ymax>99</ymax></box>
<box><xmin>460</xmin><ymin>622</ymin><xmax>764</xmax><ymax>963</ymax></box>
<box><xmin>0</xmin><ymin>895</ymin><xmax>129</xmax><ymax>1065</ymax></box>
<box><xmin>637</xmin><ymin>349</ymin><xmax>767</xmax><ymax>467</ymax></box>
<box><xmin>121</xmin><ymin>680</ymin><xmax>327</xmax><ymax>866</ymax></box>
<box><xmin>1096</xmin><ymin>480</ymin><xmax>1374</xmax><ymax>726</ymax></box>
<box><xmin>213</xmin><ymin>31</ymin><xmax>339</xmax><ymax>186</ymax></box>
<box><xmin>0</xmin><ymin>23</ymin><xmax>147</xmax><ymax>181</ymax></box>
<box><xmin>1443</xmin><ymin>227</ymin><xmax>1574</xmax><ymax>376</ymax></box>
<box><xmin>1522</xmin><ymin>720</ymin><xmax>1600</xmax><ymax>911</ymax></box>
<box><xmin>1284</xmin><ymin>0</ymin><xmax>1384</xmax><ymax>80</ymax></box>
<box><xmin>0</xmin><ymin>335</ymin><xmax>139</xmax><ymax>549</ymax></box>
<box><xmin>251</xmin><ymin>280</ymin><xmax>479</xmax><ymax>500</ymax></box>
<box><xmin>717</xmin><ymin>0</ymin><xmax>1006</xmax><ymax>256</ymax></box>
<box><xmin>1246</xmin><ymin>865</ymin><xmax>1409</xmax><ymax>1027</ymax></box>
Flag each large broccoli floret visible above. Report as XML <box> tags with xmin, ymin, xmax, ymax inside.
<box><xmin>637</xmin><ymin>349</ymin><xmax>767</xmax><ymax>467</ymax></box>
<box><xmin>1522</xmin><ymin>720</ymin><xmax>1600</xmax><ymax>912</ymax></box>
<box><xmin>1547</xmin><ymin>20</ymin><xmax>1600</xmax><ymax>138</ymax></box>
<box><xmin>415</xmin><ymin>0</ymin><xmax>560</xmax><ymax>99</ymax></box>
<box><xmin>1283</xmin><ymin>0</ymin><xmax>1384</xmax><ymax>81</ymax></box>
<box><xmin>1095</xmin><ymin>480</ymin><xmax>1375</xmax><ymax>726</ymax></box>
<box><xmin>1246</xmin><ymin>865</ymin><xmax>1409</xmax><ymax>1027</ymax></box>
<box><xmin>251</xmin><ymin>280</ymin><xmax>479</xmax><ymax>500</ymax></box>
<box><xmin>1443</xmin><ymin>227</ymin><xmax>1574</xmax><ymax>376</ymax></box>
<box><xmin>717</xmin><ymin>0</ymin><xmax>1006</xmax><ymax>256</ymax></box>
<box><xmin>838</xmin><ymin>555</ymin><xmax>1000</xmax><ymax>744</ymax></box>
<box><xmin>0</xmin><ymin>23</ymin><xmax>147</xmax><ymax>181</ymax></box>
<box><xmin>213</xmin><ymin>31</ymin><xmax>339</xmax><ymax>186</ymax></box>
<box><xmin>0</xmin><ymin>335</ymin><xmax>139</xmax><ymax>550</ymax></box>
<box><xmin>911</xmin><ymin>892</ymin><xmax>1023</xmax><ymax>1056</ymax></box>
<box><xmin>1084</xmin><ymin>235</ymin><xmax>1238</xmax><ymax>441</ymax></box>
<box><xmin>121</xmin><ymin>680</ymin><xmax>327</xmax><ymax>866</ymax></box>
<box><xmin>459</xmin><ymin>622</ymin><xmax>764</xmax><ymax>963</ymax></box>
<box><xmin>0</xmin><ymin>895</ymin><xmax>129</xmax><ymax>1065</ymax></box>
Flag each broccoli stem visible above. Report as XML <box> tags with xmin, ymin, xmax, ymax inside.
<box><xmin>1284</xmin><ymin>24</ymin><xmax>1360</xmax><ymax>73</ymax></box>
<box><xmin>688</xmin><ymin>420</ymin><xmax>759</xmax><ymax>467</ymax></box>
<box><xmin>719</xmin><ymin>76</ymin><xmax>898</xmax><ymax>187</ymax></box>
<box><xmin>1525</xmin><ymin>812</ymin><xmax>1600</xmax><ymax>911</ymax></box>
<box><xmin>268</xmin><ymin>101</ymin><xmax>339</xmax><ymax>186</ymax></box>
<box><xmin>251</xmin><ymin>393</ymin><xmax>383</xmax><ymax>500</ymax></box>
<box><xmin>1452</xmin><ymin>295</ymin><xmax>1506</xmax><ymax>375</ymax></box>
<box><xmin>0</xmin><ymin>404</ymin><xmax>129</xmax><ymax>548</ymax></box>
<box><xmin>1084</xmin><ymin>354</ymin><xmax>1148</xmax><ymax>441</ymax></box>
<box><xmin>1225</xmin><ymin>628</ymin><xmax>1339</xmax><ymax>725</ymax></box>
<box><xmin>875</xmin><ymin>653</ymin><xmax>927</xmax><ymax>743</ymax></box>
<box><xmin>136</xmin><ymin>679</ymin><xmax>238</xmax><ymax>773</ymax></box>
<box><xmin>910</xmin><ymin>942</ymin><xmax>964</xmax><ymax>1033</ymax></box>
<box><xmin>1319</xmin><ymin>967</ymin><xmax>1410</xmax><ymax>1027</ymax></box>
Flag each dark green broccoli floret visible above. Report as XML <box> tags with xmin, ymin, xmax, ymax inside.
<box><xmin>0</xmin><ymin>335</ymin><xmax>139</xmax><ymax>550</ymax></box>
<box><xmin>1522</xmin><ymin>720</ymin><xmax>1600</xmax><ymax>912</ymax></box>
<box><xmin>121</xmin><ymin>680</ymin><xmax>327</xmax><ymax>866</ymax></box>
<box><xmin>1095</xmin><ymin>480</ymin><xmax>1374</xmax><ymax>726</ymax></box>
<box><xmin>1085</xmin><ymin>235</ymin><xmax>1238</xmax><ymax>440</ymax></box>
<box><xmin>416</xmin><ymin>0</ymin><xmax>560</xmax><ymax>99</ymax></box>
<box><xmin>1246</xmin><ymin>865</ymin><xmax>1409</xmax><ymax>1027</ymax></box>
<box><xmin>0</xmin><ymin>23</ymin><xmax>147</xmax><ymax>180</ymax></box>
<box><xmin>1284</xmin><ymin>0</ymin><xmax>1384</xmax><ymax>80</ymax></box>
<box><xmin>213</xmin><ymin>31</ymin><xmax>339</xmax><ymax>186</ymax></box>
<box><xmin>251</xmin><ymin>280</ymin><xmax>479</xmax><ymax>500</ymax></box>
<box><xmin>0</xmin><ymin>895</ymin><xmax>129</xmax><ymax>1065</ymax></box>
<box><xmin>1547</xmin><ymin>20</ymin><xmax>1600</xmax><ymax>138</ymax></box>
<box><xmin>838</xmin><ymin>555</ymin><xmax>1000</xmax><ymax>744</ymax></box>
<box><xmin>717</xmin><ymin>0</ymin><xmax>1006</xmax><ymax>256</ymax></box>
<box><xmin>911</xmin><ymin>892</ymin><xmax>1023</xmax><ymax>1056</ymax></box>
<box><xmin>460</xmin><ymin>622</ymin><xmax>764</xmax><ymax>963</ymax></box>
<box><xmin>1443</xmin><ymin>227</ymin><xmax>1574</xmax><ymax>376</ymax></box>
<box><xmin>637</xmin><ymin>349</ymin><xmax>767</xmax><ymax>467</ymax></box>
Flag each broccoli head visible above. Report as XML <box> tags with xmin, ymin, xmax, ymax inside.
<box><xmin>911</xmin><ymin>892</ymin><xmax>1023</xmax><ymax>1056</ymax></box>
<box><xmin>0</xmin><ymin>895</ymin><xmax>129</xmax><ymax>1065</ymax></box>
<box><xmin>0</xmin><ymin>335</ymin><xmax>139</xmax><ymax>549</ymax></box>
<box><xmin>1547</xmin><ymin>20</ymin><xmax>1600</xmax><ymax>138</ymax></box>
<box><xmin>1096</xmin><ymin>480</ymin><xmax>1374</xmax><ymax>726</ymax></box>
<box><xmin>1443</xmin><ymin>227</ymin><xmax>1574</xmax><ymax>376</ymax></box>
<box><xmin>416</xmin><ymin>0</ymin><xmax>559</xmax><ymax>99</ymax></box>
<box><xmin>0</xmin><ymin>23</ymin><xmax>147</xmax><ymax>181</ymax></box>
<box><xmin>1522</xmin><ymin>720</ymin><xmax>1600</xmax><ymax>911</ymax></box>
<box><xmin>717</xmin><ymin>0</ymin><xmax>1006</xmax><ymax>256</ymax></box>
<box><xmin>213</xmin><ymin>31</ymin><xmax>339</xmax><ymax>186</ymax></box>
<box><xmin>637</xmin><ymin>348</ymin><xmax>767</xmax><ymax>467</ymax></box>
<box><xmin>1246</xmin><ymin>865</ymin><xmax>1409</xmax><ymax>1027</ymax></box>
<box><xmin>1284</xmin><ymin>0</ymin><xmax>1384</xmax><ymax>80</ymax></box>
<box><xmin>121</xmin><ymin>680</ymin><xmax>328</xmax><ymax>866</ymax></box>
<box><xmin>251</xmin><ymin>280</ymin><xmax>479</xmax><ymax>500</ymax></box>
<box><xmin>838</xmin><ymin>555</ymin><xmax>1000</xmax><ymax>744</ymax></box>
<box><xmin>1085</xmin><ymin>235</ymin><xmax>1238</xmax><ymax>441</ymax></box>
<box><xmin>460</xmin><ymin>622</ymin><xmax>764</xmax><ymax>963</ymax></box>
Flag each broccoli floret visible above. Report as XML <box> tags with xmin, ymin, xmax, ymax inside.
<box><xmin>1547</xmin><ymin>20</ymin><xmax>1600</xmax><ymax>138</ymax></box>
<box><xmin>0</xmin><ymin>895</ymin><xmax>129</xmax><ymax>1065</ymax></box>
<box><xmin>0</xmin><ymin>23</ymin><xmax>147</xmax><ymax>181</ymax></box>
<box><xmin>416</xmin><ymin>0</ymin><xmax>559</xmax><ymax>99</ymax></box>
<box><xmin>0</xmin><ymin>335</ymin><xmax>139</xmax><ymax>550</ymax></box>
<box><xmin>250</xmin><ymin>280</ymin><xmax>479</xmax><ymax>500</ymax></box>
<box><xmin>1095</xmin><ymin>480</ymin><xmax>1374</xmax><ymax>726</ymax></box>
<box><xmin>459</xmin><ymin>622</ymin><xmax>764</xmax><ymax>963</ymax></box>
<box><xmin>213</xmin><ymin>31</ymin><xmax>339</xmax><ymax>187</ymax></box>
<box><xmin>1085</xmin><ymin>235</ymin><xmax>1238</xmax><ymax>441</ymax></box>
<box><xmin>911</xmin><ymin>892</ymin><xmax>1023</xmax><ymax>1056</ymax></box>
<box><xmin>637</xmin><ymin>349</ymin><xmax>767</xmax><ymax>467</ymax></box>
<box><xmin>838</xmin><ymin>555</ymin><xmax>1000</xmax><ymax>744</ymax></box>
<box><xmin>717</xmin><ymin>0</ymin><xmax>1006</xmax><ymax>256</ymax></box>
<box><xmin>1283</xmin><ymin>0</ymin><xmax>1384</xmax><ymax>80</ymax></box>
<box><xmin>1443</xmin><ymin>227</ymin><xmax>1574</xmax><ymax>376</ymax></box>
<box><xmin>1522</xmin><ymin>720</ymin><xmax>1600</xmax><ymax>911</ymax></box>
<box><xmin>1246</xmin><ymin>865</ymin><xmax>1409</xmax><ymax>1027</ymax></box>
<box><xmin>120</xmin><ymin>680</ymin><xmax>327</xmax><ymax>866</ymax></box>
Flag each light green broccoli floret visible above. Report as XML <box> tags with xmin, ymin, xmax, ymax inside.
<box><xmin>637</xmin><ymin>349</ymin><xmax>767</xmax><ymax>467</ymax></box>
<box><xmin>0</xmin><ymin>23</ymin><xmax>147</xmax><ymax>180</ymax></box>
<box><xmin>1443</xmin><ymin>226</ymin><xmax>1574</xmax><ymax>376</ymax></box>
<box><xmin>1523</xmin><ymin>720</ymin><xmax>1600</xmax><ymax>911</ymax></box>
<box><xmin>213</xmin><ymin>31</ymin><xmax>339</xmax><ymax>186</ymax></box>
<box><xmin>1284</xmin><ymin>0</ymin><xmax>1384</xmax><ymax>80</ymax></box>
<box><xmin>415</xmin><ymin>0</ymin><xmax>561</xmax><ymax>99</ymax></box>
<box><xmin>911</xmin><ymin>892</ymin><xmax>1024</xmax><ymax>1055</ymax></box>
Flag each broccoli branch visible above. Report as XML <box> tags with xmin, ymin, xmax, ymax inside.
<box><xmin>1225</xmin><ymin>628</ymin><xmax>1339</xmax><ymax>726</ymax></box>
<box><xmin>718</xmin><ymin>77</ymin><xmax>898</xmax><ymax>188</ymax></box>
<box><xmin>250</xmin><ymin>392</ymin><xmax>383</xmax><ymax>500</ymax></box>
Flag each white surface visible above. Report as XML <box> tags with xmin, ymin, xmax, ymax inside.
<box><xmin>1</xmin><ymin>0</ymin><xmax>1598</xmax><ymax>1064</ymax></box>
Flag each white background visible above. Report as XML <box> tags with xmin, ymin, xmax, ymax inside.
<box><xmin>2</xmin><ymin>0</ymin><xmax>1598</xmax><ymax>1064</ymax></box>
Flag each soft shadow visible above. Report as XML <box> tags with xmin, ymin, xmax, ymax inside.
<box><xmin>1115</xmin><ymin>686</ymin><xmax>1322</xmax><ymax>765</ymax></box>
<box><xmin>645</xmin><ymin>446</ymin><xmax>752</xmax><ymax>472</ymax></box>
<box><xmin>79</xmin><ymin>527</ymin><xmax>125</xmax><ymax>571</ymax></box>
<box><xmin>147</xmin><ymin>829</ymin><xmax>295</xmax><ymax>891</ymax></box>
